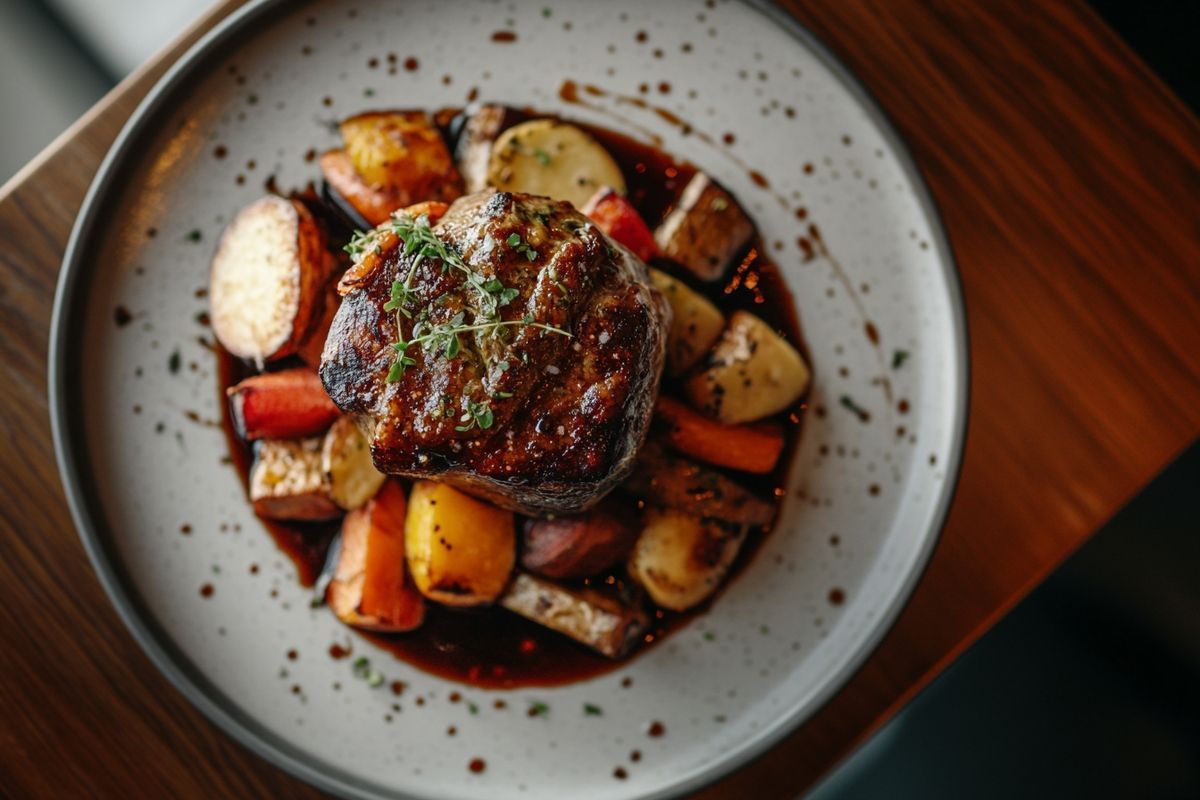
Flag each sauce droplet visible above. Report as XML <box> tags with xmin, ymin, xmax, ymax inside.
<box><xmin>647</xmin><ymin>720</ymin><xmax>665</xmax><ymax>737</ymax></box>
<box><xmin>490</xmin><ymin>30</ymin><xmax>517</xmax><ymax>43</ymax></box>
<box><xmin>199</xmin><ymin>583</ymin><xmax>214</xmax><ymax>598</ymax></box>
<box><xmin>829</xmin><ymin>588</ymin><xmax>846</xmax><ymax>606</ymax></box>
<box><xmin>468</xmin><ymin>758</ymin><xmax>486</xmax><ymax>774</ymax></box>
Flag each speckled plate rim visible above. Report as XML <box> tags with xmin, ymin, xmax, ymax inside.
<box><xmin>49</xmin><ymin>1</ymin><xmax>970</xmax><ymax>798</ymax></box>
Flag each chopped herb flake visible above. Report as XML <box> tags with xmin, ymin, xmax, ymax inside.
<box><xmin>583</xmin><ymin>703</ymin><xmax>603</xmax><ymax>716</ymax></box>
<box><xmin>529</xmin><ymin>701</ymin><xmax>549</xmax><ymax>717</ymax></box>
<box><xmin>467</xmin><ymin>701</ymin><xmax>479</xmax><ymax>715</ymax></box>
<box><xmin>167</xmin><ymin>349</ymin><xmax>181</xmax><ymax>374</ymax></box>
<box><xmin>892</xmin><ymin>349</ymin><xmax>910</xmax><ymax>369</ymax></box>
<box><xmin>185</xmin><ymin>229</ymin><xmax>202</xmax><ymax>242</ymax></box>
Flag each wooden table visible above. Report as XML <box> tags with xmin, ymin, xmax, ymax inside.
<box><xmin>2</xmin><ymin>1</ymin><xmax>1197</xmax><ymax>797</ymax></box>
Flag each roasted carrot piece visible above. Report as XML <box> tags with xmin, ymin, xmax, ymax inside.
<box><xmin>228</xmin><ymin>367</ymin><xmax>340</xmax><ymax>441</ymax></box>
<box><xmin>654</xmin><ymin>395</ymin><xmax>785</xmax><ymax>474</ymax></box>
<box><xmin>360</xmin><ymin>481</ymin><xmax>424</xmax><ymax>629</ymax></box>
<box><xmin>581</xmin><ymin>187</ymin><xmax>659</xmax><ymax>263</ymax></box>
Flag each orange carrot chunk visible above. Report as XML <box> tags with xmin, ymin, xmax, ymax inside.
<box><xmin>360</xmin><ymin>481</ymin><xmax>425</xmax><ymax>630</ymax></box>
<box><xmin>654</xmin><ymin>395</ymin><xmax>785</xmax><ymax>474</ymax></box>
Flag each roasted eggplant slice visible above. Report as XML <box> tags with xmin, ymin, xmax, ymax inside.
<box><xmin>654</xmin><ymin>173</ymin><xmax>754</xmax><ymax>282</ymax></box>
<box><xmin>326</xmin><ymin>481</ymin><xmax>425</xmax><ymax>632</ymax></box>
<box><xmin>248</xmin><ymin>437</ymin><xmax>340</xmax><ymax>521</ymax></box>
<box><xmin>499</xmin><ymin>572</ymin><xmax>649</xmax><ymax>658</ymax></box>
<box><xmin>623</xmin><ymin>445</ymin><xmax>776</xmax><ymax>528</ymax></box>
<box><xmin>209</xmin><ymin>195</ymin><xmax>332</xmax><ymax>365</ymax></box>
<box><xmin>227</xmin><ymin>367</ymin><xmax>340</xmax><ymax>441</ymax></box>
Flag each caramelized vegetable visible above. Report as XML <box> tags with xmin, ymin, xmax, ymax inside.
<box><xmin>404</xmin><ymin>481</ymin><xmax>516</xmax><ymax>606</ymax></box>
<box><xmin>648</xmin><ymin>267</ymin><xmax>724</xmax><ymax>376</ymax></box>
<box><xmin>654</xmin><ymin>173</ymin><xmax>754</xmax><ymax>282</ymax></box>
<box><xmin>582</xmin><ymin>187</ymin><xmax>658</xmax><ymax>263</ymax></box>
<box><xmin>321</xmin><ymin>110</ymin><xmax>463</xmax><ymax>226</ymax></box>
<box><xmin>654</xmin><ymin>396</ymin><xmax>785</xmax><ymax>474</ymax></box>
<box><xmin>500</xmin><ymin>573</ymin><xmax>648</xmax><ymax>658</ymax></box>
<box><xmin>321</xmin><ymin>416</ymin><xmax>385</xmax><ymax>510</ymax></box>
<box><xmin>628</xmin><ymin>509</ymin><xmax>747</xmax><ymax>611</ymax></box>
<box><xmin>228</xmin><ymin>367</ymin><xmax>340</xmax><ymax>441</ymax></box>
<box><xmin>248</xmin><ymin>437</ymin><xmax>340</xmax><ymax>521</ymax></box>
<box><xmin>624</xmin><ymin>445</ymin><xmax>775</xmax><ymax>528</ymax></box>
<box><xmin>209</xmin><ymin>195</ymin><xmax>332</xmax><ymax>364</ymax></box>
<box><xmin>521</xmin><ymin>506</ymin><xmax>640</xmax><ymax>579</ymax></box>
<box><xmin>487</xmin><ymin>119</ymin><xmax>626</xmax><ymax>210</ymax></box>
<box><xmin>326</xmin><ymin>481</ymin><xmax>425</xmax><ymax>632</ymax></box>
<box><xmin>684</xmin><ymin>310</ymin><xmax>810</xmax><ymax>423</ymax></box>
<box><xmin>454</xmin><ymin>104</ymin><xmax>529</xmax><ymax>192</ymax></box>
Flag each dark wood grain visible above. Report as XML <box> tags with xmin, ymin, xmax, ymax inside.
<box><xmin>1</xmin><ymin>1</ymin><xmax>1198</xmax><ymax>798</ymax></box>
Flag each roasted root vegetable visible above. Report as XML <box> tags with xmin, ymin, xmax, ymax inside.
<box><xmin>487</xmin><ymin>119</ymin><xmax>626</xmax><ymax>210</ymax></box>
<box><xmin>582</xmin><ymin>187</ymin><xmax>658</xmax><ymax>263</ymax></box>
<box><xmin>624</xmin><ymin>446</ymin><xmax>776</xmax><ymax>528</ymax></box>
<box><xmin>209</xmin><ymin>195</ymin><xmax>332</xmax><ymax>364</ymax></box>
<box><xmin>654</xmin><ymin>173</ymin><xmax>754</xmax><ymax>282</ymax></box>
<box><xmin>684</xmin><ymin>310</ymin><xmax>811</xmax><ymax>424</ymax></box>
<box><xmin>321</xmin><ymin>416</ymin><xmax>385</xmax><ymax>511</ymax></box>
<box><xmin>326</xmin><ymin>481</ymin><xmax>425</xmax><ymax>632</ymax></box>
<box><xmin>248</xmin><ymin>437</ymin><xmax>340</xmax><ymax>521</ymax></box>
<box><xmin>404</xmin><ymin>480</ymin><xmax>515</xmax><ymax>606</ymax></box>
<box><xmin>227</xmin><ymin>367</ymin><xmax>340</xmax><ymax>441</ymax></box>
<box><xmin>654</xmin><ymin>396</ymin><xmax>785</xmax><ymax>474</ymax></box>
<box><xmin>627</xmin><ymin>508</ymin><xmax>747</xmax><ymax>611</ymax></box>
<box><xmin>454</xmin><ymin>104</ymin><xmax>528</xmax><ymax>192</ymax></box>
<box><xmin>500</xmin><ymin>572</ymin><xmax>649</xmax><ymax>658</ymax></box>
<box><xmin>648</xmin><ymin>267</ymin><xmax>724</xmax><ymax>375</ymax></box>
<box><xmin>320</xmin><ymin>111</ymin><xmax>463</xmax><ymax>226</ymax></box>
<box><xmin>521</xmin><ymin>506</ymin><xmax>640</xmax><ymax>579</ymax></box>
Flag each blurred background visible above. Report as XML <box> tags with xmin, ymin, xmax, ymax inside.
<box><xmin>1</xmin><ymin>0</ymin><xmax>1196</xmax><ymax>797</ymax></box>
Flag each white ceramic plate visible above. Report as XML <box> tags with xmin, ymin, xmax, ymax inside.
<box><xmin>50</xmin><ymin>1</ymin><xmax>967</xmax><ymax>798</ymax></box>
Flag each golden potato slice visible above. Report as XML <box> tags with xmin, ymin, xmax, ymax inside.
<box><xmin>649</xmin><ymin>268</ymin><xmax>725</xmax><ymax>376</ymax></box>
<box><xmin>683</xmin><ymin>310</ymin><xmax>810</xmax><ymax>423</ymax></box>
<box><xmin>321</xmin><ymin>416</ymin><xmax>385</xmax><ymax>511</ymax></box>
<box><xmin>404</xmin><ymin>480</ymin><xmax>515</xmax><ymax>606</ymax></box>
<box><xmin>487</xmin><ymin>119</ymin><xmax>625</xmax><ymax>209</ymax></box>
<box><xmin>627</xmin><ymin>508</ymin><xmax>747</xmax><ymax>611</ymax></box>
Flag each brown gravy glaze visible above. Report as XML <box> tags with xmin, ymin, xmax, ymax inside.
<box><xmin>217</xmin><ymin>112</ymin><xmax>807</xmax><ymax>689</ymax></box>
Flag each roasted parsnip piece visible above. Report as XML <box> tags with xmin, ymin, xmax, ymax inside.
<box><xmin>500</xmin><ymin>572</ymin><xmax>649</xmax><ymax>658</ymax></box>
<box><xmin>521</xmin><ymin>505</ymin><xmax>639</xmax><ymax>580</ymax></box>
<box><xmin>320</xmin><ymin>111</ymin><xmax>463</xmax><ymax>226</ymax></box>
<box><xmin>326</xmin><ymin>481</ymin><xmax>425</xmax><ymax>632</ymax></box>
<box><xmin>487</xmin><ymin>119</ymin><xmax>626</xmax><ymax>210</ymax></box>
<box><xmin>209</xmin><ymin>195</ymin><xmax>331</xmax><ymax>364</ymax></box>
<box><xmin>248</xmin><ymin>437</ymin><xmax>340</xmax><ymax>521</ymax></box>
<box><xmin>405</xmin><ymin>480</ymin><xmax>515</xmax><ymax>606</ymax></box>
<box><xmin>227</xmin><ymin>367</ymin><xmax>340</xmax><ymax>441</ymax></box>
<box><xmin>627</xmin><ymin>509</ymin><xmax>747</xmax><ymax>611</ymax></box>
<box><xmin>624</xmin><ymin>446</ymin><xmax>776</xmax><ymax>529</ymax></box>
<box><xmin>321</xmin><ymin>416</ymin><xmax>385</xmax><ymax>511</ymax></box>
<box><xmin>648</xmin><ymin>267</ymin><xmax>724</xmax><ymax>376</ymax></box>
<box><xmin>582</xmin><ymin>187</ymin><xmax>658</xmax><ymax>263</ymax></box>
<box><xmin>654</xmin><ymin>173</ymin><xmax>754</xmax><ymax>282</ymax></box>
<box><xmin>684</xmin><ymin>310</ymin><xmax>810</xmax><ymax>423</ymax></box>
<box><xmin>654</xmin><ymin>396</ymin><xmax>785</xmax><ymax>475</ymax></box>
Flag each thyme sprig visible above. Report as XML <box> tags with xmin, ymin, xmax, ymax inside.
<box><xmin>352</xmin><ymin>212</ymin><xmax>572</xmax><ymax>427</ymax></box>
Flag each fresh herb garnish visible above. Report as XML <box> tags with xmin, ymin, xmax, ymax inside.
<box><xmin>467</xmin><ymin>701</ymin><xmax>479</xmax><ymax>715</ymax></box>
<box><xmin>185</xmin><ymin>229</ymin><xmax>202</xmax><ymax>242</ymax></box>
<box><xmin>351</xmin><ymin>656</ymin><xmax>384</xmax><ymax>688</ymax></box>
<box><xmin>583</xmin><ymin>703</ymin><xmax>603</xmax><ymax>716</ymax></box>
<box><xmin>506</xmin><ymin>232</ymin><xmax>538</xmax><ymax>261</ymax></box>
<box><xmin>168</xmin><ymin>349</ymin><xmax>181</xmax><ymax>374</ymax></box>
<box><xmin>348</xmin><ymin>213</ymin><xmax>570</xmax><ymax>388</ymax></box>
<box><xmin>531</xmin><ymin>147</ymin><xmax>551</xmax><ymax>166</ymax></box>
<box><xmin>839</xmin><ymin>394</ymin><xmax>870</xmax><ymax>421</ymax></box>
<box><xmin>455</xmin><ymin>400</ymin><xmax>495</xmax><ymax>432</ymax></box>
<box><xmin>703</xmin><ymin>631</ymin><xmax>715</xmax><ymax>642</ymax></box>
<box><xmin>528</xmin><ymin>701</ymin><xmax>549</xmax><ymax>717</ymax></box>
<box><xmin>892</xmin><ymin>349</ymin><xmax>910</xmax><ymax>369</ymax></box>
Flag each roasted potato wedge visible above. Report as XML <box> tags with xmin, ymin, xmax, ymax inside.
<box><xmin>624</xmin><ymin>445</ymin><xmax>776</xmax><ymax>528</ymax></box>
<box><xmin>683</xmin><ymin>310</ymin><xmax>811</xmax><ymax>423</ymax></box>
<box><xmin>582</xmin><ymin>187</ymin><xmax>658</xmax><ymax>263</ymax></box>
<box><xmin>521</xmin><ymin>505</ymin><xmax>640</xmax><ymax>579</ymax></box>
<box><xmin>249</xmin><ymin>437</ymin><xmax>340</xmax><ymax>521</ymax></box>
<box><xmin>321</xmin><ymin>110</ymin><xmax>463</xmax><ymax>226</ymax></box>
<box><xmin>228</xmin><ymin>367</ymin><xmax>340</xmax><ymax>441</ymax></box>
<box><xmin>321</xmin><ymin>416</ymin><xmax>385</xmax><ymax>511</ymax></box>
<box><xmin>326</xmin><ymin>481</ymin><xmax>425</xmax><ymax>632</ymax></box>
<box><xmin>487</xmin><ymin>119</ymin><xmax>626</xmax><ymax>210</ymax></box>
<box><xmin>500</xmin><ymin>572</ymin><xmax>649</xmax><ymax>658</ymax></box>
<box><xmin>405</xmin><ymin>480</ymin><xmax>515</xmax><ymax>606</ymax></box>
<box><xmin>648</xmin><ymin>268</ymin><xmax>724</xmax><ymax>376</ymax></box>
<box><xmin>654</xmin><ymin>173</ymin><xmax>754</xmax><ymax>282</ymax></box>
<box><xmin>655</xmin><ymin>396</ymin><xmax>785</xmax><ymax>474</ymax></box>
<box><xmin>209</xmin><ymin>195</ymin><xmax>331</xmax><ymax>365</ymax></box>
<box><xmin>628</xmin><ymin>508</ymin><xmax>747</xmax><ymax>611</ymax></box>
<box><xmin>454</xmin><ymin>104</ymin><xmax>529</xmax><ymax>192</ymax></box>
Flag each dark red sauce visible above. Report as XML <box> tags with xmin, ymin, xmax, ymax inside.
<box><xmin>215</xmin><ymin>110</ymin><xmax>808</xmax><ymax>689</ymax></box>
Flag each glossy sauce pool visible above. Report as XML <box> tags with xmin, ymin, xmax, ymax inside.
<box><xmin>217</xmin><ymin>112</ymin><xmax>808</xmax><ymax>689</ymax></box>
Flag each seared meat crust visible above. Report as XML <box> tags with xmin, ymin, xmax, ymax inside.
<box><xmin>321</xmin><ymin>190</ymin><xmax>669</xmax><ymax>514</ymax></box>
